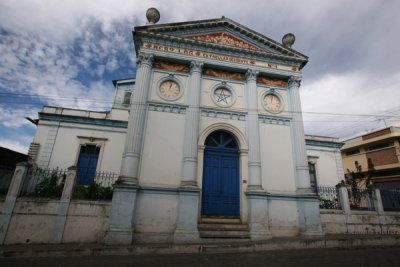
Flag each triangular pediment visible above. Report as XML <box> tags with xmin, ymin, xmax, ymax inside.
<box><xmin>134</xmin><ymin>17</ymin><xmax>308</xmax><ymax>67</ymax></box>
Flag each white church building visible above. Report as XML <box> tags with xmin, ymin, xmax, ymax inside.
<box><xmin>28</xmin><ymin>9</ymin><xmax>345</xmax><ymax>244</ymax></box>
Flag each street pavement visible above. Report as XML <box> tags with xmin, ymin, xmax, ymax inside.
<box><xmin>1</xmin><ymin>247</ymin><xmax>399</xmax><ymax>267</ymax></box>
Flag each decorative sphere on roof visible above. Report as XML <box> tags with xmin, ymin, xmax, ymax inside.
<box><xmin>282</xmin><ymin>33</ymin><xmax>295</xmax><ymax>48</ymax></box>
<box><xmin>146</xmin><ymin>8</ymin><xmax>160</xmax><ymax>25</ymax></box>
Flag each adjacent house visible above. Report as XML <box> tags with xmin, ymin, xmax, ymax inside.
<box><xmin>341</xmin><ymin>126</ymin><xmax>400</xmax><ymax>190</ymax></box>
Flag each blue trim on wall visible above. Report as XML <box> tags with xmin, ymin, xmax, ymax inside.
<box><xmin>258</xmin><ymin>115</ymin><xmax>291</xmax><ymax>126</ymax></box>
<box><xmin>305</xmin><ymin>139</ymin><xmax>343</xmax><ymax>149</ymax></box>
<box><xmin>39</xmin><ymin>113</ymin><xmax>128</xmax><ymax>128</ymax></box>
<box><xmin>200</xmin><ymin>108</ymin><xmax>247</xmax><ymax>121</ymax></box>
<box><xmin>148</xmin><ymin>101</ymin><xmax>187</xmax><ymax>114</ymax></box>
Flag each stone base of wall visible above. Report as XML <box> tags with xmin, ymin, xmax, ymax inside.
<box><xmin>321</xmin><ymin>209</ymin><xmax>400</xmax><ymax>234</ymax></box>
<box><xmin>2</xmin><ymin>198</ymin><xmax>400</xmax><ymax>245</ymax></box>
<box><xmin>2</xmin><ymin>198</ymin><xmax>111</xmax><ymax>245</ymax></box>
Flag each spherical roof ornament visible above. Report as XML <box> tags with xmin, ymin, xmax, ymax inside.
<box><xmin>146</xmin><ymin>8</ymin><xmax>160</xmax><ymax>25</ymax></box>
<box><xmin>282</xmin><ymin>33</ymin><xmax>295</xmax><ymax>48</ymax></box>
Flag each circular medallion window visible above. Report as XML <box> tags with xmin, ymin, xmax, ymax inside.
<box><xmin>210</xmin><ymin>83</ymin><xmax>236</xmax><ymax>108</ymax></box>
<box><xmin>156</xmin><ymin>76</ymin><xmax>184</xmax><ymax>102</ymax></box>
<box><xmin>261</xmin><ymin>90</ymin><xmax>284</xmax><ymax>113</ymax></box>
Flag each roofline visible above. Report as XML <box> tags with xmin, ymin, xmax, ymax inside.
<box><xmin>134</xmin><ymin>16</ymin><xmax>308</xmax><ymax>64</ymax></box>
<box><xmin>341</xmin><ymin>132</ymin><xmax>400</xmax><ymax>151</ymax></box>
<box><xmin>112</xmin><ymin>78</ymin><xmax>136</xmax><ymax>87</ymax></box>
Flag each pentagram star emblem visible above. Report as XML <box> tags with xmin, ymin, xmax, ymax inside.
<box><xmin>214</xmin><ymin>89</ymin><xmax>231</xmax><ymax>104</ymax></box>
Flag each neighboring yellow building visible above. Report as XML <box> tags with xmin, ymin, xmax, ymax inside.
<box><xmin>341</xmin><ymin>126</ymin><xmax>400</xmax><ymax>190</ymax></box>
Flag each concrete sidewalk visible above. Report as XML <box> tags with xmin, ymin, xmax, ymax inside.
<box><xmin>1</xmin><ymin>234</ymin><xmax>400</xmax><ymax>258</ymax></box>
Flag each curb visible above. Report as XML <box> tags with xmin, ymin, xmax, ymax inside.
<box><xmin>1</xmin><ymin>235</ymin><xmax>400</xmax><ymax>258</ymax></box>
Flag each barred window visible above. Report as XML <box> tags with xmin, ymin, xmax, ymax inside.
<box><xmin>123</xmin><ymin>91</ymin><xmax>132</xmax><ymax>104</ymax></box>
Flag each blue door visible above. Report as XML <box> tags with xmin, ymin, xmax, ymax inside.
<box><xmin>202</xmin><ymin>131</ymin><xmax>240</xmax><ymax>216</ymax></box>
<box><xmin>77</xmin><ymin>145</ymin><xmax>100</xmax><ymax>185</ymax></box>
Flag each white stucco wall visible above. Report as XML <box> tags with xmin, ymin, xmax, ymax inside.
<box><xmin>260</xmin><ymin>124</ymin><xmax>296</xmax><ymax>192</ymax></box>
<box><xmin>33</xmin><ymin>118</ymin><xmax>126</xmax><ymax>173</ymax></box>
<box><xmin>307</xmin><ymin>145</ymin><xmax>343</xmax><ymax>187</ymax></box>
<box><xmin>139</xmin><ymin>111</ymin><xmax>186</xmax><ymax>187</ymax></box>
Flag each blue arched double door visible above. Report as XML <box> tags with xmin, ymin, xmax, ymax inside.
<box><xmin>201</xmin><ymin>131</ymin><xmax>240</xmax><ymax>216</ymax></box>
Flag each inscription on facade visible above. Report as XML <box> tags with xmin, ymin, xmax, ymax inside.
<box><xmin>144</xmin><ymin>43</ymin><xmax>298</xmax><ymax>72</ymax></box>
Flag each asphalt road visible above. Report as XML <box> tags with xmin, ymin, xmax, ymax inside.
<box><xmin>1</xmin><ymin>247</ymin><xmax>400</xmax><ymax>267</ymax></box>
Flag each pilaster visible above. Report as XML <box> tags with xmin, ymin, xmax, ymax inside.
<box><xmin>174</xmin><ymin>61</ymin><xmax>203</xmax><ymax>242</ymax></box>
<box><xmin>245</xmin><ymin>69</ymin><xmax>263</xmax><ymax>191</ymax></box>
<box><xmin>288</xmin><ymin>76</ymin><xmax>311</xmax><ymax>193</ymax></box>
<box><xmin>119</xmin><ymin>52</ymin><xmax>154</xmax><ymax>186</ymax></box>
<box><xmin>246</xmin><ymin>192</ymin><xmax>271</xmax><ymax>240</ymax></box>
<box><xmin>106</xmin><ymin>52</ymin><xmax>153</xmax><ymax>245</ymax></box>
<box><xmin>181</xmin><ymin>60</ymin><xmax>203</xmax><ymax>187</ymax></box>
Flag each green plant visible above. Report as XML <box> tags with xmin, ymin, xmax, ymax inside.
<box><xmin>74</xmin><ymin>182</ymin><xmax>113</xmax><ymax>200</ymax></box>
<box><xmin>34</xmin><ymin>173</ymin><xmax>66</xmax><ymax>198</ymax></box>
<box><xmin>319</xmin><ymin>199</ymin><xmax>337</xmax><ymax>209</ymax></box>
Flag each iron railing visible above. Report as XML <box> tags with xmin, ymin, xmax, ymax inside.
<box><xmin>19</xmin><ymin>167</ymin><xmax>67</xmax><ymax>198</ymax></box>
<box><xmin>93</xmin><ymin>171</ymin><xmax>118</xmax><ymax>188</ymax></box>
<box><xmin>316</xmin><ymin>186</ymin><xmax>341</xmax><ymax>210</ymax></box>
<box><xmin>73</xmin><ymin>171</ymin><xmax>118</xmax><ymax>200</ymax></box>
<box><xmin>348</xmin><ymin>188</ymin><xmax>375</xmax><ymax>211</ymax></box>
<box><xmin>380</xmin><ymin>189</ymin><xmax>400</xmax><ymax>211</ymax></box>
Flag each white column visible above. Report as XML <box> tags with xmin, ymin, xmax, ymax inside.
<box><xmin>119</xmin><ymin>52</ymin><xmax>154</xmax><ymax>186</ymax></box>
<box><xmin>181</xmin><ymin>61</ymin><xmax>203</xmax><ymax>187</ymax></box>
<box><xmin>245</xmin><ymin>69</ymin><xmax>263</xmax><ymax>191</ymax></box>
<box><xmin>288</xmin><ymin>76</ymin><xmax>311</xmax><ymax>192</ymax></box>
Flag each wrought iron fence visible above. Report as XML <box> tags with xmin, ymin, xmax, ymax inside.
<box><xmin>380</xmin><ymin>189</ymin><xmax>400</xmax><ymax>211</ymax></box>
<box><xmin>0</xmin><ymin>165</ymin><xmax>14</xmax><ymax>196</ymax></box>
<box><xmin>73</xmin><ymin>171</ymin><xmax>118</xmax><ymax>200</ymax></box>
<box><xmin>19</xmin><ymin>167</ymin><xmax>67</xmax><ymax>198</ymax></box>
<box><xmin>94</xmin><ymin>171</ymin><xmax>119</xmax><ymax>188</ymax></box>
<box><xmin>348</xmin><ymin>188</ymin><xmax>375</xmax><ymax>211</ymax></box>
<box><xmin>316</xmin><ymin>186</ymin><xmax>341</xmax><ymax>210</ymax></box>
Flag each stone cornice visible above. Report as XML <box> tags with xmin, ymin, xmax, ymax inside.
<box><xmin>200</xmin><ymin>108</ymin><xmax>247</xmax><ymax>121</ymax></box>
<box><xmin>148</xmin><ymin>101</ymin><xmax>187</xmax><ymax>114</ymax></box>
<box><xmin>134</xmin><ymin>30</ymin><xmax>307</xmax><ymax>68</ymax></box>
<box><xmin>258</xmin><ymin>115</ymin><xmax>291</xmax><ymax>126</ymax></box>
<box><xmin>38</xmin><ymin>112</ymin><xmax>128</xmax><ymax>128</ymax></box>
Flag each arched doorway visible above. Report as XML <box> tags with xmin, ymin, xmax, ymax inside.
<box><xmin>201</xmin><ymin>131</ymin><xmax>240</xmax><ymax>216</ymax></box>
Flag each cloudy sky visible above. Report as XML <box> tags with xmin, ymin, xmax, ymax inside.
<box><xmin>1</xmin><ymin>0</ymin><xmax>399</xmax><ymax>153</ymax></box>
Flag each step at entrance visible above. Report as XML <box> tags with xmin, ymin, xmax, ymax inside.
<box><xmin>199</xmin><ymin>216</ymin><xmax>250</xmax><ymax>242</ymax></box>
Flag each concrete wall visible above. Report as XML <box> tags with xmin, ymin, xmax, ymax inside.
<box><xmin>2</xmin><ymin>196</ymin><xmax>400</xmax><ymax>244</ymax></box>
<box><xmin>321</xmin><ymin>209</ymin><xmax>400</xmax><ymax>234</ymax></box>
<box><xmin>2</xmin><ymin>198</ymin><xmax>111</xmax><ymax>245</ymax></box>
